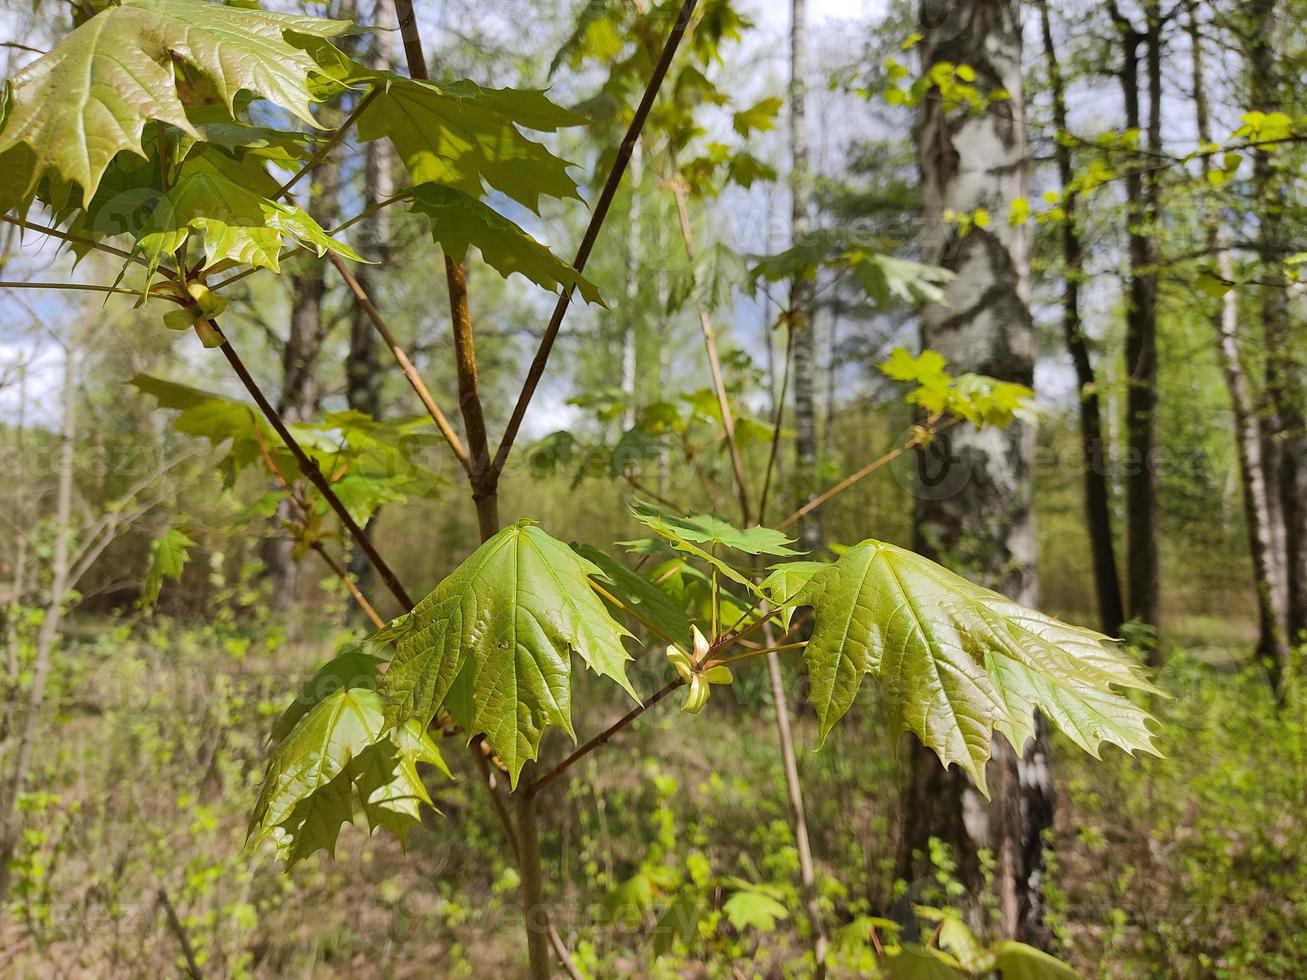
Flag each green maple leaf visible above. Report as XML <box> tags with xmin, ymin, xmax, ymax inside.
<box><xmin>759</xmin><ymin>560</ymin><xmax>826</xmax><ymax>630</ymax></box>
<box><xmin>625</xmin><ymin>500</ymin><xmax>795</xmax><ymax>595</ymax></box>
<box><xmin>628</xmin><ymin>502</ymin><xmax>800</xmax><ymax>557</ymax></box>
<box><xmin>846</xmin><ymin>251</ymin><xmax>953</xmax><ymax>306</ymax></box>
<box><xmin>622</xmin><ymin>501</ymin><xmax>758</xmax><ymax>595</ymax></box>
<box><xmin>885</xmin><ymin>946</ymin><xmax>966</xmax><ymax>979</ymax></box>
<box><xmin>573</xmin><ymin>542</ymin><xmax>693</xmax><ymax>646</ymax></box>
<box><xmin>357</xmin><ymin>75</ymin><xmax>586</xmax><ymax>213</ymax></box>
<box><xmin>250</xmin><ymin>650</ymin><xmax>448</xmax><ymax>865</ymax></box>
<box><xmin>376</xmin><ymin>521</ymin><xmax>637</xmax><ymax>786</ymax></box>
<box><xmin>0</xmin><ymin>0</ymin><xmax>354</xmax><ymax>203</ymax></box>
<box><xmin>408</xmin><ymin>183</ymin><xmax>601</xmax><ymax>303</ymax></box>
<box><xmin>722</xmin><ymin>890</ymin><xmax>789</xmax><ymax>933</ymax></box>
<box><xmin>130</xmin><ymin>373</ymin><xmax>279</xmax><ymax>483</ymax></box>
<box><xmin>788</xmin><ymin>540</ymin><xmax>1159</xmax><ymax>792</ymax></box>
<box><xmin>141</xmin><ymin>527</ymin><xmax>196</xmax><ymax>607</ymax></box>
<box><xmin>136</xmin><ymin>152</ymin><xmax>361</xmax><ymax>276</ymax></box>
<box><xmin>731</xmin><ymin>96</ymin><xmax>783</xmax><ymax>136</ymax></box>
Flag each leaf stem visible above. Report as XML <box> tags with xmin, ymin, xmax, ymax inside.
<box><xmin>328</xmin><ymin>190</ymin><xmax>414</xmax><ymax>236</ymax></box>
<box><xmin>276</xmin><ymin>88</ymin><xmax>380</xmax><ymax>201</ymax></box>
<box><xmin>525</xmin><ymin>679</ymin><xmax>683</xmax><ymax>799</ymax></box>
<box><xmin>0</xmin><ymin>215</ymin><xmax>168</xmax><ymax>277</ymax></box>
<box><xmin>588</xmin><ymin>580</ymin><xmax>681</xmax><ymax>647</ymax></box>
<box><xmin>706</xmin><ymin>640</ymin><xmax>806</xmax><ymax>670</ymax></box>
<box><xmin>0</xmin><ymin>280</ymin><xmax>183</xmax><ymax>302</ymax></box>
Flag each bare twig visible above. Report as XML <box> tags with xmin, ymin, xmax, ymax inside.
<box><xmin>445</xmin><ymin>256</ymin><xmax>499</xmax><ymax>537</ymax></box>
<box><xmin>311</xmin><ymin>542</ymin><xmax>384</xmax><ymax>629</ymax></box>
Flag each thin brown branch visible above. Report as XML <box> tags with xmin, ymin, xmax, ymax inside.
<box><xmin>1</xmin><ymin>214</ymin><xmax>168</xmax><ymax>276</ymax></box>
<box><xmin>276</xmin><ymin>88</ymin><xmax>380</xmax><ymax>201</ymax></box>
<box><xmin>0</xmin><ymin>280</ymin><xmax>182</xmax><ymax>302</ymax></box>
<box><xmin>491</xmin><ymin>0</ymin><xmax>701</xmax><ymax>478</ymax></box>
<box><xmin>390</xmin><ymin>0</ymin><xmax>429</xmax><ymax>80</ymax></box>
<box><xmin>526</xmin><ymin>679</ymin><xmax>683</xmax><ymax>799</ymax></box>
<box><xmin>671</xmin><ymin>180</ymin><xmax>752</xmax><ymax>525</ymax></box>
<box><xmin>547</xmin><ymin>923</ymin><xmax>585</xmax><ymax>980</ymax></box>
<box><xmin>775</xmin><ymin>420</ymin><xmax>954</xmax><ymax>532</ymax></box>
<box><xmin>155</xmin><ymin>885</ymin><xmax>202</xmax><ymax>979</ymax></box>
<box><xmin>327</xmin><ymin>253</ymin><xmax>471</xmax><ymax>472</ymax></box>
<box><xmin>212</xmin><ymin>323</ymin><xmax>415</xmax><ymax>609</ymax></box>
<box><xmin>311</xmin><ymin>542</ymin><xmax>384</xmax><ymax>629</ymax></box>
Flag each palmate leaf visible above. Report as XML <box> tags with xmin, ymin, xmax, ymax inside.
<box><xmin>142</xmin><ymin>527</ymin><xmax>196</xmax><ymax>607</ymax></box>
<box><xmin>759</xmin><ymin>560</ymin><xmax>826</xmax><ymax>630</ymax></box>
<box><xmin>250</xmin><ymin>650</ymin><xmax>449</xmax><ymax>866</ymax></box>
<box><xmin>132</xmin><ymin>375</ymin><xmax>443</xmax><ymax>506</ymax></box>
<box><xmin>573</xmin><ymin>542</ymin><xmax>693</xmax><ymax>647</ymax></box>
<box><xmin>787</xmin><ymin>540</ymin><xmax>1159</xmax><ymax>792</ymax></box>
<box><xmin>628</xmin><ymin>501</ymin><xmax>801</xmax><ymax>557</ymax></box>
<box><xmin>130</xmin><ymin>373</ymin><xmax>274</xmax><ymax>484</ymax></box>
<box><xmin>408</xmin><ymin>183</ymin><xmax>601</xmax><ymax>304</ymax></box>
<box><xmin>625</xmin><ymin>500</ymin><xmax>796</xmax><ymax>596</ymax></box>
<box><xmin>138</xmin><ymin>152</ymin><xmax>361</xmax><ymax>275</ymax></box>
<box><xmin>0</xmin><ymin>0</ymin><xmax>355</xmax><ymax>204</ymax></box>
<box><xmin>357</xmin><ymin>75</ymin><xmax>586</xmax><ymax>213</ymax></box>
<box><xmin>375</xmin><ymin>521</ymin><xmax>637</xmax><ymax>786</ymax></box>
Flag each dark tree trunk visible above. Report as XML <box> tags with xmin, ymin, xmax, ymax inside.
<box><xmin>1038</xmin><ymin>0</ymin><xmax>1125</xmax><ymax>637</ymax></box>
<box><xmin>902</xmin><ymin>0</ymin><xmax>1051</xmax><ymax>946</ymax></box>
<box><xmin>1113</xmin><ymin>3</ymin><xmax>1162</xmax><ymax>643</ymax></box>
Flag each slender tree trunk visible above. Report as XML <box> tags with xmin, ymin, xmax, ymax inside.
<box><xmin>763</xmin><ymin>330</ymin><xmax>827</xmax><ymax>975</ymax></box>
<box><xmin>790</xmin><ymin>0</ymin><xmax>820</xmax><ymax>549</ymax></box>
<box><xmin>1188</xmin><ymin>8</ymin><xmax>1290</xmax><ymax>676</ymax></box>
<box><xmin>0</xmin><ymin>345</ymin><xmax>78</xmax><ymax>900</ymax></box>
<box><xmin>903</xmin><ymin>0</ymin><xmax>1050</xmax><ymax>945</ymax></box>
<box><xmin>4</xmin><ymin>363</ymin><xmax>28</xmax><ymax>690</ymax></box>
<box><xmin>763</xmin><ymin>642</ymin><xmax>827</xmax><ymax>976</ymax></box>
<box><xmin>1038</xmin><ymin>0</ymin><xmax>1125</xmax><ymax>637</ymax></box>
<box><xmin>1115</xmin><ymin>4</ymin><xmax>1162</xmax><ymax>640</ymax></box>
<box><xmin>1247</xmin><ymin>0</ymin><xmax>1305</xmax><ymax>663</ymax></box>
<box><xmin>621</xmin><ymin>142</ymin><xmax>642</xmax><ymax>430</ymax></box>
<box><xmin>822</xmin><ymin>313</ymin><xmax>838</xmax><ymax>455</ymax></box>
<box><xmin>346</xmin><ymin>11</ymin><xmax>394</xmax><ymax>603</ymax></box>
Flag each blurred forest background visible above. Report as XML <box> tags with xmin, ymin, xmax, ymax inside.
<box><xmin>1</xmin><ymin>0</ymin><xmax>1305</xmax><ymax>976</ymax></box>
